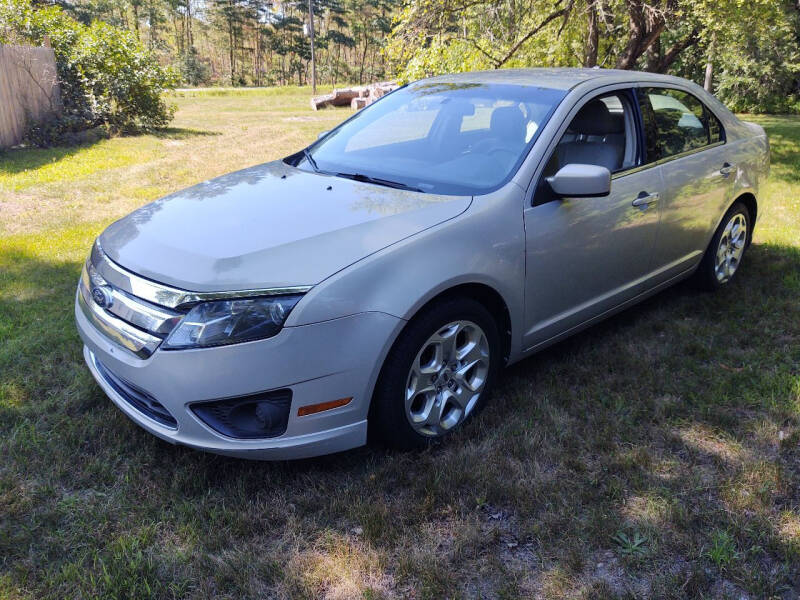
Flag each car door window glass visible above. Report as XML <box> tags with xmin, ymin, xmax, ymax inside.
<box><xmin>638</xmin><ymin>91</ymin><xmax>660</xmax><ymax>163</ymax></box>
<box><xmin>640</xmin><ymin>88</ymin><xmax>722</xmax><ymax>161</ymax></box>
<box><xmin>546</xmin><ymin>93</ymin><xmax>634</xmax><ymax>175</ymax></box>
<box><xmin>708</xmin><ymin>110</ymin><xmax>723</xmax><ymax>144</ymax></box>
<box><xmin>534</xmin><ymin>92</ymin><xmax>637</xmax><ymax>205</ymax></box>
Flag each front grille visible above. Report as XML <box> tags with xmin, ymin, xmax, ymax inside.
<box><xmin>94</xmin><ymin>357</ymin><xmax>178</xmax><ymax>428</ymax></box>
<box><xmin>80</xmin><ymin>240</ymin><xmax>312</xmax><ymax>359</ymax></box>
<box><xmin>79</xmin><ymin>248</ymin><xmax>183</xmax><ymax>358</ymax></box>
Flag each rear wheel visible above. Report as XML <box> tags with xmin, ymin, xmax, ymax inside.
<box><xmin>371</xmin><ymin>297</ymin><xmax>501</xmax><ymax>449</ymax></box>
<box><xmin>695</xmin><ymin>201</ymin><xmax>751</xmax><ymax>290</ymax></box>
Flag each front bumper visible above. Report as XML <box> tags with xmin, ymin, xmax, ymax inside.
<box><xmin>76</xmin><ymin>296</ymin><xmax>402</xmax><ymax>459</ymax></box>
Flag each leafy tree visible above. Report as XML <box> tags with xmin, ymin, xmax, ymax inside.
<box><xmin>210</xmin><ymin>0</ymin><xmax>250</xmax><ymax>84</ymax></box>
<box><xmin>385</xmin><ymin>0</ymin><xmax>800</xmax><ymax>112</ymax></box>
<box><xmin>18</xmin><ymin>0</ymin><xmax>798</xmax><ymax>113</ymax></box>
<box><xmin>682</xmin><ymin>0</ymin><xmax>800</xmax><ymax>112</ymax></box>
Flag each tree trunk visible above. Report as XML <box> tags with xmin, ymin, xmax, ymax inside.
<box><xmin>308</xmin><ymin>0</ymin><xmax>317</xmax><ymax>94</ymax></box>
<box><xmin>584</xmin><ymin>0</ymin><xmax>599</xmax><ymax>67</ymax></box>
<box><xmin>333</xmin><ymin>41</ymin><xmax>340</xmax><ymax>86</ymax></box>
<box><xmin>646</xmin><ymin>37</ymin><xmax>661</xmax><ymax>71</ymax></box>
<box><xmin>132</xmin><ymin>3</ymin><xmax>140</xmax><ymax>41</ymax></box>
<box><xmin>172</xmin><ymin>15</ymin><xmax>182</xmax><ymax>56</ymax></box>
<box><xmin>359</xmin><ymin>36</ymin><xmax>369</xmax><ymax>84</ymax></box>
<box><xmin>651</xmin><ymin>28</ymin><xmax>699</xmax><ymax>73</ymax></box>
<box><xmin>615</xmin><ymin>0</ymin><xmax>665</xmax><ymax>70</ymax></box>
<box><xmin>186</xmin><ymin>0</ymin><xmax>193</xmax><ymax>47</ymax></box>
<box><xmin>148</xmin><ymin>1</ymin><xmax>159</xmax><ymax>49</ymax></box>
<box><xmin>704</xmin><ymin>33</ymin><xmax>716</xmax><ymax>92</ymax></box>
<box><xmin>253</xmin><ymin>26</ymin><xmax>259</xmax><ymax>85</ymax></box>
<box><xmin>229</xmin><ymin>19</ymin><xmax>235</xmax><ymax>85</ymax></box>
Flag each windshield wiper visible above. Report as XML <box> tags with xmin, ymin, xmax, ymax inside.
<box><xmin>334</xmin><ymin>172</ymin><xmax>424</xmax><ymax>193</ymax></box>
<box><xmin>302</xmin><ymin>148</ymin><xmax>320</xmax><ymax>173</ymax></box>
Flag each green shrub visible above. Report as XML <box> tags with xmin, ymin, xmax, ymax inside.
<box><xmin>0</xmin><ymin>0</ymin><xmax>177</xmax><ymax>146</ymax></box>
<box><xmin>712</xmin><ymin>13</ymin><xmax>800</xmax><ymax>115</ymax></box>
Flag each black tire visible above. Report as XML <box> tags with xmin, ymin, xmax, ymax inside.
<box><xmin>370</xmin><ymin>296</ymin><xmax>502</xmax><ymax>450</ymax></box>
<box><xmin>694</xmin><ymin>201</ymin><xmax>751</xmax><ymax>291</ymax></box>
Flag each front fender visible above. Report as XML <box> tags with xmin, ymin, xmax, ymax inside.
<box><xmin>289</xmin><ymin>183</ymin><xmax>527</xmax><ymax>359</ymax></box>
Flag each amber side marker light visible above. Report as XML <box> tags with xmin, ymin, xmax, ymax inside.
<box><xmin>297</xmin><ymin>397</ymin><xmax>352</xmax><ymax>417</ymax></box>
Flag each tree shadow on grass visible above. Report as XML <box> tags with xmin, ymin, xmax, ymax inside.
<box><xmin>135</xmin><ymin>242</ymin><xmax>799</xmax><ymax>596</ymax></box>
<box><xmin>0</xmin><ymin>142</ymin><xmax>98</xmax><ymax>175</ymax></box>
<box><xmin>479</xmin><ymin>242</ymin><xmax>800</xmax><ymax>596</ymax></box>
<box><xmin>0</xmin><ymin>247</ymin><xmax>88</xmax><ymax>432</ymax></box>
<box><xmin>150</xmin><ymin>127</ymin><xmax>222</xmax><ymax>140</ymax></box>
<box><xmin>229</xmin><ymin>242</ymin><xmax>798</xmax><ymax>594</ymax></box>
<box><xmin>2</xmin><ymin>240</ymin><xmax>799</xmax><ymax>598</ymax></box>
<box><xmin>0</xmin><ymin>128</ymin><xmax>221</xmax><ymax>177</ymax></box>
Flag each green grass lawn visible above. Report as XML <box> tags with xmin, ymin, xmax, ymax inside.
<box><xmin>1</xmin><ymin>90</ymin><xmax>799</xmax><ymax>599</ymax></box>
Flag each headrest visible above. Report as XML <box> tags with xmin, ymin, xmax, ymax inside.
<box><xmin>569</xmin><ymin>100</ymin><xmax>622</xmax><ymax>135</ymax></box>
<box><xmin>490</xmin><ymin>106</ymin><xmax>526</xmax><ymax>145</ymax></box>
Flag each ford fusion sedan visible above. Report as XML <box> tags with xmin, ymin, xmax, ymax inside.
<box><xmin>76</xmin><ymin>68</ymin><xmax>770</xmax><ymax>459</ymax></box>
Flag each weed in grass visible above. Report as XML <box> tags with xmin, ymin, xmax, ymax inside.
<box><xmin>703</xmin><ymin>529</ymin><xmax>740</xmax><ymax>572</ymax></box>
<box><xmin>611</xmin><ymin>531</ymin><xmax>649</xmax><ymax>558</ymax></box>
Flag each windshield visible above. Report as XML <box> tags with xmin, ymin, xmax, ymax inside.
<box><xmin>295</xmin><ymin>81</ymin><xmax>567</xmax><ymax>195</ymax></box>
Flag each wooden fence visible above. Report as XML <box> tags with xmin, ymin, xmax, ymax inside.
<box><xmin>0</xmin><ymin>44</ymin><xmax>61</xmax><ymax>148</ymax></box>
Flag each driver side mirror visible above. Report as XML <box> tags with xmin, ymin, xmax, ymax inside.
<box><xmin>546</xmin><ymin>164</ymin><xmax>611</xmax><ymax>198</ymax></box>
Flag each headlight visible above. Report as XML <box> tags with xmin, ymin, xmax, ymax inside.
<box><xmin>162</xmin><ymin>295</ymin><xmax>303</xmax><ymax>350</ymax></box>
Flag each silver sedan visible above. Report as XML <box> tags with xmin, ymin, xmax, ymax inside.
<box><xmin>75</xmin><ymin>68</ymin><xmax>770</xmax><ymax>458</ymax></box>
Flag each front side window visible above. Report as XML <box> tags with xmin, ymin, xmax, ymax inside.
<box><xmin>297</xmin><ymin>82</ymin><xmax>567</xmax><ymax>195</ymax></box>
<box><xmin>639</xmin><ymin>88</ymin><xmax>723</xmax><ymax>162</ymax></box>
<box><xmin>534</xmin><ymin>91</ymin><xmax>637</xmax><ymax>205</ymax></box>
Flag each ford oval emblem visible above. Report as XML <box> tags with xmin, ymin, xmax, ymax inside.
<box><xmin>91</xmin><ymin>286</ymin><xmax>114</xmax><ymax>308</ymax></box>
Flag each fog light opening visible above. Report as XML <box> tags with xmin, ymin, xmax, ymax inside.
<box><xmin>191</xmin><ymin>390</ymin><xmax>292</xmax><ymax>439</ymax></box>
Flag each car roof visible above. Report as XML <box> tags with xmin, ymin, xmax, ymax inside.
<box><xmin>420</xmin><ymin>67</ymin><xmax>691</xmax><ymax>91</ymax></box>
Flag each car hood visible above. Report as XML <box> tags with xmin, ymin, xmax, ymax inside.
<box><xmin>100</xmin><ymin>161</ymin><xmax>471</xmax><ymax>292</ymax></box>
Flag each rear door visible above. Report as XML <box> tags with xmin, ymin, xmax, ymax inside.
<box><xmin>637</xmin><ymin>87</ymin><xmax>733</xmax><ymax>281</ymax></box>
<box><xmin>522</xmin><ymin>89</ymin><xmax>664</xmax><ymax>350</ymax></box>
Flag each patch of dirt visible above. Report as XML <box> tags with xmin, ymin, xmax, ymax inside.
<box><xmin>709</xmin><ymin>578</ymin><xmax>750</xmax><ymax>600</ymax></box>
<box><xmin>0</xmin><ymin>199</ymin><xmax>28</xmax><ymax>233</ymax></box>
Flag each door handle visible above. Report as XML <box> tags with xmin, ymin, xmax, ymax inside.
<box><xmin>632</xmin><ymin>192</ymin><xmax>659</xmax><ymax>207</ymax></box>
<box><xmin>720</xmin><ymin>163</ymin><xmax>735</xmax><ymax>177</ymax></box>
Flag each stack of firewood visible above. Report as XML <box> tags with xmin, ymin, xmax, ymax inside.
<box><xmin>310</xmin><ymin>81</ymin><xmax>399</xmax><ymax>111</ymax></box>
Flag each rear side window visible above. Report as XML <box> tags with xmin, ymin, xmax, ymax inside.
<box><xmin>639</xmin><ymin>88</ymin><xmax>724</xmax><ymax>162</ymax></box>
<box><xmin>708</xmin><ymin>110</ymin><xmax>723</xmax><ymax>144</ymax></box>
<box><xmin>638</xmin><ymin>93</ymin><xmax>660</xmax><ymax>162</ymax></box>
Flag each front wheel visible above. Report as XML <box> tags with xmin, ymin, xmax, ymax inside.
<box><xmin>370</xmin><ymin>297</ymin><xmax>501</xmax><ymax>449</ymax></box>
<box><xmin>695</xmin><ymin>201</ymin><xmax>751</xmax><ymax>290</ymax></box>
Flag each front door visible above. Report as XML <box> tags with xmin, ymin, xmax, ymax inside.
<box><xmin>522</xmin><ymin>90</ymin><xmax>663</xmax><ymax>350</ymax></box>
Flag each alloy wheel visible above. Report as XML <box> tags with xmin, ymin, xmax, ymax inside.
<box><xmin>404</xmin><ymin>320</ymin><xmax>490</xmax><ymax>437</ymax></box>
<box><xmin>714</xmin><ymin>213</ymin><xmax>747</xmax><ymax>283</ymax></box>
